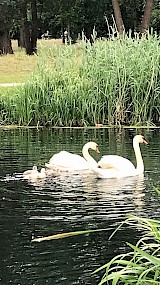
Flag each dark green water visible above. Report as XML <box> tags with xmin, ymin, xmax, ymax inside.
<box><xmin>0</xmin><ymin>128</ymin><xmax>160</xmax><ymax>285</ymax></box>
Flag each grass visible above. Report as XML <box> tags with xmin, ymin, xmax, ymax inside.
<box><xmin>0</xmin><ymin>39</ymin><xmax>62</xmax><ymax>83</ymax></box>
<box><xmin>0</xmin><ymin>41</ymin><xmax>35</xmax><ymax>83</ymax></box>
<box><xmin>0</xmin><ymin>35</ymin><xmax>160</xmax><ymax>126</ymax></box>
<box><xmin>94</xmin><ymin>215</ymin><xmax>160</xmax><ymax>285</ymax></box>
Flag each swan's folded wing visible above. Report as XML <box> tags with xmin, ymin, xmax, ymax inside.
<box><xmin>48</xmin><ymin>151</ymin><xmax>90</xmax><ymax>170</ymax></box>
<box><xmin>98</xmin><ymin>155</ymin><xmax>135</xmax><ymax>172</ymax></box>
<box><xmin>92</xmin><ymin>167</ymin><xmax>120</xmax><ymax>178</ymax></box>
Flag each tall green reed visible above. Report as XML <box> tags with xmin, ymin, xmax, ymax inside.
<box><xmin>1</xmin><ymin>34</ymin><xmax>160</xmax><ymax>126</ymax></box>
<box><xmin>94</xmin><ymin>215</ymin><xmax>160</xmax><ymax>285</ymax></box>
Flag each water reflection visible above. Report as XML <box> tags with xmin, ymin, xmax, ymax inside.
<box><xmin>0</xmin><ymin>128</ymin><xmax>160</xmax><ymax>285</ymax></box>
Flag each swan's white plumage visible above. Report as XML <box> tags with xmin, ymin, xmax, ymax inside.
<box><xmin>49</xmin><ymin>151</ymin><xmax>91</xmax><ymax>170</ymax></box>
<box><xmin>23</xmin><ymin>165</ymin><xmax>38</xmax><ymax>176</ymax></box>
<box><xmin>92</xmin><ymin>135</ymin><xmax>148</xmax><ymax>179</ymax></box>
<box><xmin>45</xmin><ymin>142</ymin><xmax>99</xmax><ymax>171</ymax></box>
<box><xmin>98</xmin><ymin>155</ymin><xmax>135</xmax><ymax>172</ymax></box>
<box><xmin>23</xmin><ymin>167</ymin><xmax>46</xmax><ymax>180</ymax></box>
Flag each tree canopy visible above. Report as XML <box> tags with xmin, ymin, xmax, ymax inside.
<box><xmin>0</xmin><ymin>0</ymin><xmax>159</xmax><ymax>54</ymax></box>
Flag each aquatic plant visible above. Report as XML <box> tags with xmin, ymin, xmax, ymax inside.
<box><xmin>31</xmin><ymin>186</ymin><xmax>160</xmax><ymax>284</ymax></box>
<box><xmin>1</xmin><ymin>33</ymin><xmax>160</xmax><ymax>126</ymax></box>
<box><xmin>94</xmin><ymin>215</ymin><xmax>160</xmax><ymax>285</ymax></box>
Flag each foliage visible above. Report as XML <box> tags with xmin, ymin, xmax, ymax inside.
<box><xmin>1</xmin><ymin>0</ymin><xmax>160</xmax><ymax>42</ymax></box>
<box><xmin>0</xmin><ymin>0</ymin><xmax>16</xmax><ymax>32</ymax></box>
<box><xmin>0</xmin><ymin>35</ymin><xmax>160</xmax><ymax>126</ymax></box>
<box><xmin>151</xmin><ymin>0</ymin><xmax>160</xmax><ymax>33</ymax></box>
<box><xmin>94</xmin><ymin>215</ymin><xmax>160</xmax><ymax>285</ymax></box>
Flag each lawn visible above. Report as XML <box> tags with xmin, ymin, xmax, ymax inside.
<box><xmin>0</xmin><ymin>39</ymin><xmax>62</xmax><ymax>84</ymax></box>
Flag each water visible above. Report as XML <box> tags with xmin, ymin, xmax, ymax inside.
<box><xmin>0</xmin><ymin>128</ymin><xmax>160</xmax><ymax>285</ymax></box>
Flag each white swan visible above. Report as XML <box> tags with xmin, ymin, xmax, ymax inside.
<box><xmin>23</xmin><ymin>167</ymin><xmax>46</xmax><ymax>180</ymax></box>
<box><xmin>92</xmin><ymin>135</ymin><xmax>148</xmax><ymax>179</ymax></box>
<box><xmin>45</xmin><ymin>141</ymin><xmax>100</xmax><ymax>171</ymax></box>
<box><xmin>45</xmin><ymin>168</ymin><xmax>61</xmax><ymax>177</ymax></box>
<box><xmin>23</xmin><ymin>165</ymin><xmax>38</xmax><ymax>176</ymax></box>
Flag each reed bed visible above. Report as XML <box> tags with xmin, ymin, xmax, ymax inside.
<box><xmin>0</xmin><ymin>34</ymin><xmax>160</xmax><ymax>126</ymax></box>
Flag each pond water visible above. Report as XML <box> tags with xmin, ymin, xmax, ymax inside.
<box><xmin>0</xmin><ymin>127</ymin><xmax>160</xmax><ymax>285</ymax></box>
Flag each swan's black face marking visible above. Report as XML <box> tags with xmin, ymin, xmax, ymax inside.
<box><xmin>142</xmin><ymin>136</ymin><xmax>148</xmax><ymax>145</ymax></box>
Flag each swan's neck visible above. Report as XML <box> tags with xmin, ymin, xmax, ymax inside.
<box><xmin>82</xmin><ymin>143</ymin><xmax>98</xmax><ymax>167</ymax></box>
<box><xmin>133</xmin><ymin>139</ymin><xmax>144</xmax><ymax>173</ymax></box>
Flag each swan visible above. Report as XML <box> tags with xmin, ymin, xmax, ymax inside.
<box><xmin>45</xmin><ymin>141</ymin><xmax>100</xmax><ymax>171</ymax></box>
<box><xmin>23</xmin><ymin>165</ymin><xmax>38</xmax><ymax>176</ymax></box>
<box><xmin>45</xmin><ymin>168</ymin><xmax>61</xmax><ymax>177</ymax></box>
<box><xmin>92</xmin><ymin>135</ymin><xmax>148</xmax><ymax>179</ymax></box>
<box><xmin>23</xmin><ymin>167</ymin><xmax>46</xmax><ymax>180</ymax></box>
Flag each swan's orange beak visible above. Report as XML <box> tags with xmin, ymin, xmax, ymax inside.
<box><xmin>96</xmin><ymin>145</ymin><xmax>100</xmax><ymax>153</ymax></box>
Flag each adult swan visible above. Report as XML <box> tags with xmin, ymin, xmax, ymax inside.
<box><xmin>45</xmin><ymin>141</ymin><xmax>100</xmax><ymax>171</ymax></box>
<box><xmin>92</xmin><ymin>135</ymin><xmax>148</xmax><ymax>179</ymax></box>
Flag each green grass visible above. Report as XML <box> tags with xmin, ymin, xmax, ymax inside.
<box><xmin>0</xmin><ymin>49</ymin><xmax>36</xmax><ymax>83</ymax></box>
<box><xmin>94</xmin><ymin>215</ymin><xmax>160</xmax><ymax>285</ymax></box>
<box><xmin>0</xmin><ymin>39</ymin><xmax>62</xmax><ymax>83</ymax></box>
<box><xmin>0</xmin><ymin>34</ymin><xmax>160</xmax><ymax>126</ymax></box>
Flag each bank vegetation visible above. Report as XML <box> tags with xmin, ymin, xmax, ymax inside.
<box><xmin>0</xmin><ymin>35</ymin><xmax>160</xmax><ymax>127</ymax></box>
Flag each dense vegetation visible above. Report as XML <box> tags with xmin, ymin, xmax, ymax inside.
<box><xmin>0</xmin><ymin>34</ymin><xmax>160</xmax><ymax>127</ymax></box>
<box><xmin>0</xmin><ymin>0</ymin><xmax>159</xmax><ymax>54</ymax></box>
<box><xmin>95</xmin><ymin>215</ymin><xmax>160</xmax><ymax>285</ymax></box>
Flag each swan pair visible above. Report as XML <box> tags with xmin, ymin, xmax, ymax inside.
<box><xmin>45</xmin><ymin>135</ymin><xmax>148</xmax><ymax>178</ymax></box>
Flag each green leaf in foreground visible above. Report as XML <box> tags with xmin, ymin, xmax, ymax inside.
<box><xmin>96</xmin><ymin>215</ymin><xmax>160</xmax><ymax>285</ymax></box>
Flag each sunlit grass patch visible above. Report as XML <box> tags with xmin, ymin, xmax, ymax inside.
<box><xmin>0</xmin><ymin>39</ymin><xmax>63</xmax><ymax>84</ymax></box>
<box><xmin>0</xmin><ymin>52</ymin><xmax>37</xmax><ymax>83</ymax></box>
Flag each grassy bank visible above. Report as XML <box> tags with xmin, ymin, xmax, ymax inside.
<box><xmin>0</xmin><ymin>35</ymin><xmax>160</xmax><ymax>126</ymax></box>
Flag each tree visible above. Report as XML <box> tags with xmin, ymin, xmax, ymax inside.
<box><xmin>120</xmin><ymin>0</ymin><xmax>144</xmax><ymax>35</ymax></box>
<box><xmin>151</xmin><ymin>0</ymin><xmax>160</xmax><ymax>33</ymax></box>
<box><xmin>31</xmin><ymin>0</ymin><xmax>38</xmax><ymax>53</ymax></box>
<box><xmin>0</xmin><ymin>0</ymin><xmax>14</xmax><ymax>54</ymax></box>
<box><xmin>112</xmin><ymin>0</ymin><xmax>125</xmax><ymax>35</ymax></box>
<box><xmin>0</xmin><ymin>0</ymin><xmax>38</xmax><ymax>55</ymax></box>
<box><xmin>111</xmin><ymin>0</ymin><xmax>154</xmax><ymax>35</ymax></box>
<box><xmin>19</xmin><ymin>0</ymin><xmax>38</xmax><ymax>55</ymax></box>
<box><xmin>140</xmin><ymin>0</ymin><xmax>154</xmax><ymax>34</ymax></box>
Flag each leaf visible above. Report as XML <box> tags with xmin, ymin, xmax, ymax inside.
<box><xmin>32</xmin><ymin>228</ymin><xmax>107</xmax><ymax>242</ymax></box>
<box><xmin>127</xmin><ymin>242</ymin><xmax>160</xmax><ymax>266</ymax></box>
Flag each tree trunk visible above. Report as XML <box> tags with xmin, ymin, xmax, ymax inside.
<box><xmin>112</xmin><ymin>0</ymin><xmax>125</xmax><ymax>35</ymax></box>
<box><xmin>18</xmin><ymin>27</ymin><xmax>25</xmax><ymax>48</ymax></box>
<box><xmin>85</xmin><ymin>26</ymin><xmax>94</xmax><ymax>45</ymax></box>
<box><xmin>140</xmin><ymin>0</ymin><xmax>154</xmax><ymax>34</ymax></box>
<box><xmin>20</xmin><ymin>1</ymin><xmax>38</xmax><ymax>55</ymax></box>
<box><xmin>0</xmin><ymin>31</ymin><xmax>13</xmax><ymax>54</ymax></box>
<box><xmin>61</xmin><ymin>21</ymin><xmax>65</xmax><ymax>44</ymax></box>
<box><xmin>31</xmin><ymin>0</ymin><xmax>38</xmax><ymax>53</ymax></box>
<box><xmin>24</xmin><ymin>21</ymin><xmax>33</xmax><ymax>55</ymax></box>
<box><xmin>20</xmin><ymin>2</ymin><xmax>33</xmax><ymax>55</ymax></box>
